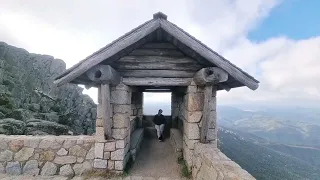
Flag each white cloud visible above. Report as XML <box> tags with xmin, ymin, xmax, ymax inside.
<box><xmin>219</xmin><ymin>36</ymin><xmax>320</xmax><ymax>106</ymax></box>
<box><xmin>1</xmin><ymin>0</ymin><xmax>319</xmax><ymax>107</ymax></box>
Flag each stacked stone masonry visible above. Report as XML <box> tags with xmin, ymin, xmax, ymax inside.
<box><xmin>171</xmin><ymin>92</ymin><xmax>183</xmax><ymax>131</ymax></box>
<box><xmin>130</xmin><ymin>91</ymin><xmax>143</xmax><ymax>132</ymax></box>
<box><xmin>0</xmin><ymin>135</ymin><xmax>95</xmax><ymax>177</ymax></box>
<box><xmin>192</xmin><ymin>143</ymin><xmax>255</xmax><ymax>180</ymax></box>
<box><xmin>94</xmin><ymin>83</ymin><xmax>132</xmax><ymax>172</ymax></box>
<box><xmin>178</xmin><ymin>82</ymin><xmax>218</xmax><ymax>170</ymax></box>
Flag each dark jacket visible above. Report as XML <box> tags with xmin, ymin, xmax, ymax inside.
<box><xmin>153</xmin><ymin>114</ymin><xmax>166</xmax><ymax>125</ymax></box>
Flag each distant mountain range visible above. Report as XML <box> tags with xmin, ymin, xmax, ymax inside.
<box><xmin>217</xmin><ymin>105</ymin><xmax>320</xmax><ymax>179</ymax></box>
<box><xmin>218</xmin><ymin>127</ymin><xmax>320</xmax><ymax>180</ymax></box>
<box><xmin>217</xmin><ymin>105</ymin><xmax>320</xmax><ymax>148</ymax></box>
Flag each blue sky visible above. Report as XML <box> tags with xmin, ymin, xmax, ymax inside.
<box><xmin>249</xmin><ymin>0</ymin><xmax>320</xmax><ymax>41</ymax></box>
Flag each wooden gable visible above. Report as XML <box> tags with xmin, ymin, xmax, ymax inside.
<box><xmin>54</xmin><ymin>12</ymin><xmax>259</xmax><ymax>91</ymax></box>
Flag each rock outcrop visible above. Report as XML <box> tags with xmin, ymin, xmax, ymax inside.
<box><xmin>0</xmin><ymin>42</ymin><xmax>96</xmax><ymax>135</ymax></box>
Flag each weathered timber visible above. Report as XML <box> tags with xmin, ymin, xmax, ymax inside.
<box><xmin>193</xmin><ymin>67</ymin><xmax>228</xmax><ymax>86</ymax></box>
<box><xmin>143</xmin><ymin>89</ymin><xmax>172</xmax><ymax>92</ymax></box>
<box><xmin>55</xmin><ymin>13</ymin><xmax>259</xmax><ymax>91</ymax></box>
<box><xmin>85</xmin><ymin>84</ymin><xmax>93</xmax><ymax>89</ymax></box>
<box><xmin>122</xmin><ymin>77</ymin><xmax>192</xmax><ymax>86</ymax></box>
<box><xmin>54</xmin><ymin>19</ymin><xmax>160</xmax><ymax>86</ymax></box>
<box><xmin>117</xmin><ymin>56</ymin><xmax>198</xmax><ymax>64</ymax></box>
<box><xmin>101</xmin><ymin>84</ymin><xmax>112</xmax><ymax>139</ymax></box>
<box><xmin>160</xmin><ymin>19</ymin><xmax>259</xmax><ymax>90</ymax></box>
<box><xmin>114</xmin><ymin>62</ymin><xmax>202</xmax><ymax>71</ymax></box>
<box><xmin>200</xmin><ymin>85</ymin><xmax>214</xmax><ymax>143</ymax></box>
<box><xmin>153</xmin><ymin>12</ymin><xmax>167</xmax><ymax>20</ymax></box>
<box><xmin>119</xmin><ymin>70</ymin><xmax>195</xmax><ymax>78</ymax></box>
<box><xmin>219</xmin><ymin>84</ymin><xmax>231</xmax><ymax>92</ymax></box>
<box><xmin>129</xmin><ymin>49</ymin><xmax>184</xmax><ymax>57</ymax></box>
<box><xmin>141</xmin><ymin>43</ymin><xmax>176</xmax><ymax>49</ymax></box>
<box><xmin>156</xmin><ymin>28</ymin><xmax>162</xmax><ymax>41</ymax></box>
<box><xmin>86</xmin><ymin>65</ymin><xmax>121</xmax><ymax>85</ymax></box>
<box><xmin>98</xmin><ymin>87</ymin><xmax>102</xmax><ymax>104</ymax></box>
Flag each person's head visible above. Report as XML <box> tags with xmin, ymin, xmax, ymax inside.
<box><xmin>158</xmin><ymin>109</ymin><xmax>163</xmax><ymax>115</ymax></box>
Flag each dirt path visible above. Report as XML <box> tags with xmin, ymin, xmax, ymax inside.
<box><xmin>129</xmin><ymin>137</ymin><xmax>183</xmax><ymax>179</ymax></box>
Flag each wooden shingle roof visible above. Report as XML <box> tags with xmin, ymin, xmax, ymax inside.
<box><xmin>54</xmin><ymin>12</ymin><xmax>259</xmax><ymax>90</ymax></box>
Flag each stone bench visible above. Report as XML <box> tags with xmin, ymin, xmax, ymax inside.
<box><xmin>170</xmin><ymin>128</ymin><xmax>183</xmax><ymax>159</ymax></box>
<box><xmin>144</xmin><ymin>126</ymin><xmax>157</xmax><ymax>138</ymax></box>
<box><xmin>130</xmin><ymin>128</ymin><xmax>144</xmax><ymax>161</ymax></box>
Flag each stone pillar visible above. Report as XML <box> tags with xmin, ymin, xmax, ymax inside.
<box><xmin>182</xmin><ymin>81</ymin><xmax>204</xmax><ymax>169</ymax></box>
<box><xmin>93</xmin><ymin>83</ymin><xmax>131</xmax><ymax>173</ymax></box>
<box><xmin>110</xmin><ymin>83</ymin><xmax>131</xmax><ymax>172</ymax></box>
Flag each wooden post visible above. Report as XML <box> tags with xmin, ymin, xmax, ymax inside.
<box><xmin>101</xmin><ymin>84</ymin><xmax>112</xmax><ymax>139</ymax></box>
<box><xmin>200</xmin><ymin>85</ymin><xmax>213</xmax><ymax>143</ymax></box>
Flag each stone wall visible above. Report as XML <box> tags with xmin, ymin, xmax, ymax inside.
<box><xmin>180</xmin><ymin>82</ymin><xmax>203</xmax><ymax>169</ymax></box>
<box><xmin>0</xmin><ymin>135</ymin><xmax>95</xmax><ymax>177</ymax></box>
<box><xmin>192</xmin><ymin>143</ymin><xmax>255</xmax><ymax>180</ymax></box>
<box><xmin>93</xmin><ymin>83</ymin><xmax>131</xmax><ymax>172</ymax></box>
<box><xmin>130</xmin><ymin>91</ymin><xmax>143</xmax><ymax>132</ymax></box>
<box><xmin>179</xmin><ymin>82</ymin><xmax>218</xmax><ymax>169</ymax></box>
<box><xmin>171</xmin><ymin>92</ymin><xmax>183</xmax><ymax>131</ymax></box>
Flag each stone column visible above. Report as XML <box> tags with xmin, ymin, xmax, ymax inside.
<box><xmin>182</xmin><ymin>81</ymin><xmax>204</xmax><ymax>169</ymax></box>
<box><xmin>93</xmin><ymin>83</ymin><xmax>131</xmax><ymax>173</ymax></box>
<box><xmin>110</xmin><ymin>83</ymin><xmax>131</xmax><ymax>172</ymax></box>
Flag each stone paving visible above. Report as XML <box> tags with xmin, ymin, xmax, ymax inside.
<box><xmin>129</xmin><ymin>138</ymin><xmax>183</xmax><ymax>179</ymax></box>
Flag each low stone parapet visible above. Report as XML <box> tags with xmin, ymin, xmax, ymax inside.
<box><xmin>170</xmin><ymin>128</ymin><xmax>183</xmax><ymax>159</ymax></box>
<box><xmin>0</xmin><ymin>135</ymin><xmax>95</xmax><ymax>176</ymax></box>
<box><xmin>192</xmin><ymin>143</ymin><xmax>255</xmax><ymax>180</ymax></box>
<box><xmin>130</xmin><ymin>128</ymin><xmax>144</xmax><ymax>161</ymax></box>
<box><xmin>0</xmin><ymin>134</ymin><xmax>131</xmax><ymax>177</ymax></box>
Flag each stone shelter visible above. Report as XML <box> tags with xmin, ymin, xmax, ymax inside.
<box><xmin>54</xmin><ymin>12</ymin><xmax>259</xmax><ymax>177</ymax></box>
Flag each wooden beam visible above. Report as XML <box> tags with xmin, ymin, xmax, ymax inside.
<box><xmin>119</xmin><ymin>70</ymin><xmax>195</xmax><ymax>78</ymax></box>
<box><xmin>143</xmin><ymin>89</ymin><xmax>172</xmax><ymax>92</ymax></box>
<box><xmin>140</xmin><ymin>43</ymin><xmax>176</xmax><ymax>49</ymax></box>
<box><xmin>200</xmin><ymin>85</ymin><xmax>213</xmax><ymax>143</ymax></box>
<box><xmin>86</xmin><ymin>65</ymin><xmax>121</xmax><ymax>85</ymax></box>
<box><xmin>129</xmin><ymin>49</ymin><xmax>184</xmax><ymax>57</ymax></box>
<box><xmin>114</xmin><ymin>63</ymin><xmax>201</xmax><ymax>71</ymax></box>
<box><xmin>193</xmin><ymin>67</ymin><xmax>228</xmax><ymax>86</ymax></box>
<box><xmin>156</xmin><ymin>28</ymin><xmax>162</xmax><ymax>41</ymax></box>
<box><xmin>101</xmin><ymin>84</ymin><xmax>112</xmax><ymax>139</ymax></box>
<box><xmin>122</xmin><ymin>78</ymin><xmax>192</xmax><ymax>86</ymax></box>
<box><xmin>117</xmin><ymin>56</ymin><xmax>197</xmax><ymax>64</ymax></box>
<box><xmin>219</xmin><ymin>84</ymin><xmax>231</xmax><ymax>92</ymax></box>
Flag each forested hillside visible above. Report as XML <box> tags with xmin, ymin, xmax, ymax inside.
<box><xmin>218</xmin><ymin>127</ymin><xmax>320</xmax><ymax>180</ymax></box>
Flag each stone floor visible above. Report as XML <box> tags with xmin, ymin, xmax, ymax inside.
<box><xmin>129</xmin><ymin>137</ymin><xmax>184</xmax><ymax>179</ymax></box>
